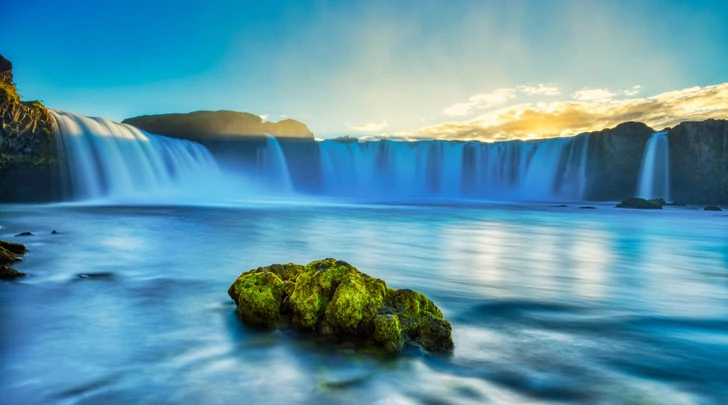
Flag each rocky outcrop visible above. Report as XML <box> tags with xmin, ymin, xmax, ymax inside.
<box><xmin>0</xmin><ymin>54</ymin><xmax>62</xmax><ymax>202</ymax></box>
<box><xmin>668</xmin><ymin>120</ymin><xmax>728</xmax><ymax>204</ymax></box>
<box><xmin>122</xmin><ymin>110</ymin><xmax>314</xmax><ymax>141</ymax></box>
<box><xmin>0</xmin><ymin>239</ymin><xmax>27</xmax><ymax>279</ymax></box>
<box><xmin>228</xmin><ymin>259</ymin><xmax>454</xmax><ymax>354</ymax></box>
<box><xmin>584</xmin><ymin>122</ymin><xmax>654</xmax><ymax>201</ymax></box>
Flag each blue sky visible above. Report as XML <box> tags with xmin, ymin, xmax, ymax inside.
<box><xmin>2</xmin><ymin>0</ymin><xmax>727</xmax><ymax>138</ymax></box>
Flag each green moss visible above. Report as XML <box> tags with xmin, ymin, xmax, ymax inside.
<box><xmin>0</xmin><ymin>246</ymin><xmax>17</xmax><ymax>266</ymax></box>
<box><xmin>228</xmin><ymin>270</ymin><xmax>285</xmax><ymax>328</ymax></box>
<box><xmin>227</xmin><ymin>258</ymin><xmax>454</xmax><ymax>354</ymax></box>
<box><xmin>373</xmin><ymin>314</ymin><xmax>404</xmax><ymax>352</ymax></box>
<box><xmin>0</xmin><ymin>240</ymin><xmax>26</xmax><ymax>255</ymax></box>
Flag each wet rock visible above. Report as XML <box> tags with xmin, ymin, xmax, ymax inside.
<box><xmin>0</xmin><ymin>265</ymin><xmax>26</xmax><ymax>279</ymax></box>
<box><xmin>616</xmin><ymin>197</ymin><xmax>664</xmax><ymax>209</ymax></box>
<box><xmin>15</xmin><ymin>232</ymin><xmax>33</xmax><ymax>237</ymax></box>
<box><xmin>228</xmin><ymin>259</ymin><xmax>454</xmax><ymax>354</ymax></box>
<box><xmin>552</xmin><ymin>205</ymin><xmax>568</xmax><ymax>208</ymax></box>
<box><xmin>579</xmin><ymin>206</ymin><xmax>596</xmax><ymax>209</ymax></box>
<box><xmin>704</xmin><ymin>205</ymin><xmax>723</xmax><ymax>211</ymax></box>
<box><xmin>0</xmin><ymin>240</ymin><xmax>26</xmax><ymax>255</ymax></box>
<box><xmin>0</xmin><ymin>239</ymin><xmax>27</xmax><ymax>279</ymax></box>
<box><xmin>51</xmin><ymin>230</ymin><xmax>60</xmax><ymax>234</ymax></box>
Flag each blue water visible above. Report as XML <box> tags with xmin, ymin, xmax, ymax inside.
<box><xmin>1</xmin><ymin>202</ymin><xmax>727</xmax><ymax>404</ymax></box>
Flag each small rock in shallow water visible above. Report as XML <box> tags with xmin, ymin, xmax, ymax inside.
<box><xmin>616</xmin><ymin>197</ymin><xmax>663</xmax><ymax>209</ymax></box>
<box><xmin>704</xmin><ymin>205</ymin><xmax>722</xmax><ymax>211</ymax></box>
<box><xmin>552</xmin><ymin>205</ymin><xmax>568</xmax><ymax>208</ymax></box>
<box><xmin>51</xmin><ymin>230</ymin><xmax>60</xmax><ymax>234</ymax></box>
<box><xmin>0</xmin><ymin>265</ymin><xmax>26</xmax><ymax>279</ymax></box>
<box><xmin>15</xmin><ymin>232</ymin><xmax>33</xmax><ymax>237</ymax></box>
<box><xmin>579</xmin><ymin>206</ymin><xmax>596</xmax><ymax>209</ymax></box>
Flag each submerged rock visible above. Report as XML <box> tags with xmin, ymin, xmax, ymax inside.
<box><xmin>14</xmin><ymin>231</ymin><xmax>33</xmax><ymax>237</ymax></box>
<box><xmin>704</xmin><ymin>205</ymin><xmax>723</xmax><ymax>211</ymax></box>
<box><xmin>0</xmin><ymin>240</ymin><xmax>26</xmax><ymax>279</ymax></box>
<box><xmin>228</xmin><ymin>259</ymin><xmax>454</xmax><ymax>354</ymax></box>
<box><xmin>616</xmin><ymin>197</ymin><xmax>664</xmax><ymax>209</ymax></box>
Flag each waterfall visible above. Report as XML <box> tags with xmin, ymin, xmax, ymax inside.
<box><xmin>255</xmin><ymin>135</ymin><xmax>293</xmax><ymax>193</ymax></box>
<box><xmin>50</xmin><ymin>109</ymin><xmax>594</xmax><ymax>203</ymax></box>
<box><xmin>317</xmin><ymin>134</ymin><xmax>590</xmax><ymax>201</ymax></box>
<box><xmin>52</xmin><ymin>110</ymin><xmax>225</xmax><ymax>202</ymax></box>
<box><xmin>637</xmin><ymin>131</ymin><xmax>670</xmax><ymax>200</ymax></box>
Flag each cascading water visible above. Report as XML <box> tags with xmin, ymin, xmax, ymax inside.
<box><xmin>255</xmin><ymin>135</ymin><xmax>293</xmax><ymax>193</ymax></box>
<box><xmin>50</xmin><ymin>109</ymin><xmax>594</xmax><ymax>203</ymax></box>
<box><xmin>317</xmin><ymin>134</ymin><xmax>591</xmax><ymax>201</ymax></box>
<box><xmin>52</xmin><ymin>110</ymin><xmax>226</xmax><ymax>202</ymax></box>
<box><xmin>637</xmin><ymin>131</ymin><xmax>670</xmax><ymax>200</ymax></box>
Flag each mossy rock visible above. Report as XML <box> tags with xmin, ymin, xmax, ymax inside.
<box><xmin>0</xmin><ymin>240</ymin><xmax>26</xmax><ymax>279</ymax></box>
<box><xmin>228</xmin><ymin>259</ymin><xmax>454</xmax><ymax>354</ymax></box>
<box><xmin>0</xmin><ymin>240</ymin><xmax>27</xmax><ymax>255</ymax></box>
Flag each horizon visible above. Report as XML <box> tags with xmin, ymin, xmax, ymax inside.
<box><xmin>3</xmin><ymin>0</ymin><xmax>728</xmax><ymax>140</ymax></box>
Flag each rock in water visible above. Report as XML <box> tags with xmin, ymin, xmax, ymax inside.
<box><xmin>228</xmin><ymin>259</ymin><xmax>454</xmax><ymax>354</ymax></box>
<box><xmin>616</xmin><ymin>197</ymin><xmax>664</xmax><ymax>209</ymax></box>
<box><xmin>0</xmin><ymin>240</ymin><xmax>27</xmax><ymax>279</ymax></box>
<box><xmin>704</xmin><ymin>205</ymin><xmax>723</xmax><ymax>211</ymax></box>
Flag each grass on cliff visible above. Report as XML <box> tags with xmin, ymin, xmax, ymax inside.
<box><xmin>0</xmin><ymin>81</ymin><xmax>20</xmax><ymax>104</ymax></box>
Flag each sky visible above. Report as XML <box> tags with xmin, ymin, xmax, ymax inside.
<box><xmin>2</xmin><ymin>0</ymin><xmax>728</xmax><ymax>140</ymax></box>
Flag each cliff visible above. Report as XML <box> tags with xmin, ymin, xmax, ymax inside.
<box><xmin>668</xmin><ymin>119</ymin><xmax>728</xmax><ymax>203</ymax></box>
<box><xmin>584</xmin><ymin>122</ymin><xmax>654</xmax><ymax>201</ymax></box>
<box><xmin>0</xmin><ymin>54</ymin><xmax>61</xmax><ymax>201</ymax></box>
<box><xmin>122</xmin><ymin>110</ymin><xmax>314</xmax><ymax>141</ymax></box>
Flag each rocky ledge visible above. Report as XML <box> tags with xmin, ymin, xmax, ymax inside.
<box><xmin>122</xmin><ymin>110</ymin><xmax>314</xmax><ymax>141</ymax></box>
<box><xmin>0</xmin><ymin>54</ymin><xmax>60</xmax><ymax>201</ymax></box>
<box><xmin>0</xmin><ymin>240</ymin><xmax>27</xmax><ymax>279</ymax></box>
<box><xmin>228</xmin><ymin>258</ymin><xmax>454</xmax><ymax>354</ymax></box>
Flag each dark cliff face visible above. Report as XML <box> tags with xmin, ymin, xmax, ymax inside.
<box><xmin>584</xmin><ymin>122</ymin><xmax>654</xmax><ymax>201</ymax></box>
<box><xmin>122</xmin><ymin>110</ymin><xmax>314</xmax><ymax>141</ymax></box>
<box><xmin>669</xmin><ymin>119</ymin><xmax>728</xmax><ymax>203</ymax></box>
<box><xmin>0</xmin><ymin>55</ymin><xmax>62</xmax><ymax>202</ymax></box>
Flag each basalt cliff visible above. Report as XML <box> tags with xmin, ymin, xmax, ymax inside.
<box><xmin>0</xmin><ymin>55</ymin><xmax>61</xmax><ymax>201</ymax></box>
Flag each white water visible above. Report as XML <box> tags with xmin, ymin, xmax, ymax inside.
<box><xmin>637</xmin><ymin>131</ymin><xmax>670</xmax><ymax>200</ymax></box>
<box><xmin>51</xmin><ymin>111</ymin><xmax>592</xmax><ymax>202</ymax></box>
<box><xmin>257</xmin><ymin>135</ymin><xmax>293</xmax><ymax>193</ymax></box>
<box><xmin>319</xmin><ymin>135</ymin><xmax>590</xmax><ymax>201</ymax></box>
<box><xmin>52</xmin><ymin>110</ymin><xmax>226</xmax><ymax>202</ymax></box>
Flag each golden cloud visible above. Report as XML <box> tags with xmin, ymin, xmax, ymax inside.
<box><xmin>404</xmin><ymin>83</ymin><xmax>728</xmax><ymax>142</ymax></box>
<box><xmin>348</xmin><ymin>120</ymin><xmax>389</xmax><ymax>132</ymax></box>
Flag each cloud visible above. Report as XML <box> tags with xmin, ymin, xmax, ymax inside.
<box><xmin>401</xmin><ymin>82</ymin><xmax>728</xmax><ymax>142</ymax></box>
<box><xmin>442</xmin><ymin>88</ymin><xmax>516</xmax><ymax>116</ymax></box>
<box><xmin>571</xmin><ymin>88</ymin><xmax>617</xmax><ymax>102</ymax></box>
<box><xmin>518</xmin><ymin>84</ymin><xmax>561</xmax><ymax>96</ymax></box>
<box><xmin>348</xmin><ymin>120</ymin><xmax>388</xmax><ymax>132</ymax></box>
<box><xmin>258</xmin><ymin>113</ymin><xmax>269</xmax><ymax>121</ymax></box>
<box><xmin>622</xmin><ymin>85</ymin><xmax>642</xmax><ymax>96</ymax></box>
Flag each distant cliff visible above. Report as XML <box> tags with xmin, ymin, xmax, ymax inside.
<box><xmin>0</xmin><ymin>54</ymin><xmax>61</xmax><ymax>201</ymax></box>
<box><xmin>122</xmin><ymin>110</ymin><xmax>314</xmax><ymax>141</ymax></box>
<box><xmin>584</xmin><ymin>122</ymin><xmax>654</xmax><ymax>201</ymax></box>
<box><xmin>669</xmin><ymin>119</ymin><xmax>728</xmax><ymax>203</ymax></box>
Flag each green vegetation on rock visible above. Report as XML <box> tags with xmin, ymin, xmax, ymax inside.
<box><xmin>228</xmin><ymin>258</ymin><xmax>454</xmax><ymax>354</ymax></box>
<box><xmin>0</xmin><ymin>240</ymin><xmax>26</xmax><ymax>279</ymax></box>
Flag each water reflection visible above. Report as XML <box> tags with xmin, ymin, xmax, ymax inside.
<box><xmin>0</xmin><ymin>203</ymin><xmax>727</xmax><ymax>404</ymax></box>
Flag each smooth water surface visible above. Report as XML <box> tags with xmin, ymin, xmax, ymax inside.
<box><xmin>1</xmin><ymin>203</ymin><xmax>727</xmax><ymax>404</ymax></box>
